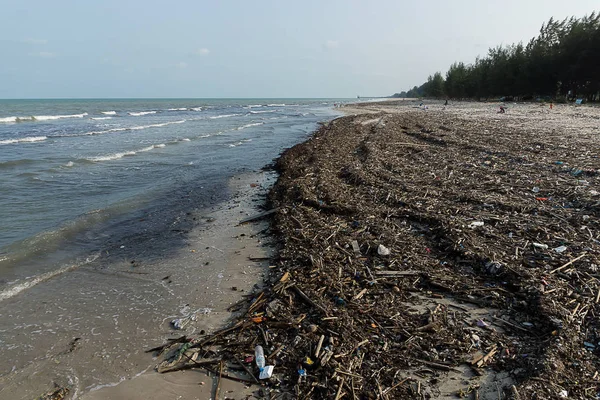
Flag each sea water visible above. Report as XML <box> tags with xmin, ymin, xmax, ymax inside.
<box><xmin>0</xmin><ymin>98</ymin><xmax>347</xmax><ymax>395</ymax></box>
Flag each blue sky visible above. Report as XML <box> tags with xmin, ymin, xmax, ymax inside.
<box><xmin>1</xmin><ymin>0</ymin><xmax>598</xmax><ymax>98</ymax></box>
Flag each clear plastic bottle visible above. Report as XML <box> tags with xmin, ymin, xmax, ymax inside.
<box><xmin>255</xmin><ymin>345</ymin><xmax>265</xmax><ymax>370</ymax></box>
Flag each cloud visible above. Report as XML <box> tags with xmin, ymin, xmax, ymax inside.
<box><xmin>22</xmin><ymin>38</ymin><xmax>48</xmax><ymax>45</ymax></box>
<box><xmin>29</xmin><ymin>51</ymin><xmax>56</xmax><ymax>58</ymax></box>
<box><xmin>324</xmin><ymin>40</ymin><xmax>339</xmax><ymax>49</ymax></box>
<box><xmin>195</xmin><ymin>48</ymin><xmax>210</xmax><ymax>56</ymax></box>
<box><xmin>176</xmin><ymin>61</ymin><xmax>188</xmax><ymax>69</ymax></box>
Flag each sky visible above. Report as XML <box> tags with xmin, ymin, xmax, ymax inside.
<box><xmin>0</xmin><ymin>0</ymin><xmax>598</xmax><ymax>99</ymax></box>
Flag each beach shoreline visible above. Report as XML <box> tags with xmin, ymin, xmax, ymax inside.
<box><xmin>0</xmin><ymin>169</ymin><xmax>277</xmax><ymax>399</ymax></box>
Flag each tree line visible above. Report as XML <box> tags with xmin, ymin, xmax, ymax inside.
<box><xmin>393</xmin><ymin>13</ymin><xmax>600</xmax><ymax>102</ymax></box>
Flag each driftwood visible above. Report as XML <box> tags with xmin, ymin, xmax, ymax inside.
<box><xmin>238</xmin><ymin>208</ymin><xmax>280</xmax><ymax>224</ymax></box>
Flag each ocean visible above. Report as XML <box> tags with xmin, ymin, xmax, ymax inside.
<box><xmin>0</xmin><ymin>98</ymin><xmax>346</xmax><ymax>397</ymax></box>
<box><xmin>0</xmin><ymin>99</ymin><xmax>346</xmax><ymax>291</ymax></box>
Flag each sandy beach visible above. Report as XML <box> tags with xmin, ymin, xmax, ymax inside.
<box><xmin>20</xmin><ymin>100</ymin><xmax>600</xmax><ymax>399</ymax></box>
<box><xmin>133</xmin><ymin>100</ymin><xmax>600</xmax><ymax>399</ymax></box>
<box><xmin>1</xmin><ymin>170</ymin><xmax>277</xmax><ymax>399</ymax></box>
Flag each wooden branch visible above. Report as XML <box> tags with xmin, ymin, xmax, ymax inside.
<box><xmin>238</xmin><ymin>208</ymin><xmax>280</xmax><ymax>225</ymax></box>
<box><xmin>550</xmin><ymin>253</ymin><xmax>587</xmax><ymax>274</ymax></box>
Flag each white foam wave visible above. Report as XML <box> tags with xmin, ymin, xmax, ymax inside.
<box><xmin>128</xmin><ymin>111</ymin><xmax>157</xmax><ymax>116</ymax></box>
<box><xmin>91</xmin><ymin>117</ymin><xmax>112</xmax><ymax>120</ymax></box>
<box><xmin>243</xmin><ymin>104</ymin><xmax>263</xmax><ymax>109</ymax></box>
<box><xmin>0</xmin><ymin>136</ymin><xmax>48</xmax><ymax>145</ymax></box>
<box><xmin>73</xmin><ymin>120</ymin><xmax>186</xmax><ymax>137</ymax></box>
<box><xmin>181</xmin><ymin>138</ymin><xmax>191</xmax><ymax>141</ymax></box>
<box><xmin>237</xmin><ymin>122</ymin><xmax>263</xmax><ymax>130</ymax></box>
<box><xmin>249</xmin><ymin>110</ymin><xmax>276</xmax><ymax>114</ymax></box>
<box><xmin>267</xmin><ymin>104</ymin><xmax>285</xmax><ymax>107</ymax></box>
<box><xmin>35</xmin><ymin>113</ymin><xmax>88</xmax><ymax>121</ymax></box>
<box><xmin>65</xmin><ymin>161</ymin><xmax>74</xmax><ymax>167</ymax></box>
<box><xmin>1</xmin><ymin>114</ymin><xmax>87</xmax><ymax>123</ymax></box>
<box><xmin>191</xmin><ymin>107</ymin><xmax>203</xmax><ymax>111</ymax></box>
<box><xmin>102</xmin><ymin>111</ymin><xmax>117</xmax><ymax>115</ymax></box>
<box><xmin>209</xmin><ymin>114</ymin><xmax>241</xmax><ymax>119</ymax></box>
<box><xmin>89</xmin><ymin>151</ymin><xmax>137</xmax><ymax>162</ymax></box>
<box><xmin>0</xmin><ymin>254</ymin><xmax>99</xmax><ymax>302</ymax></box>
<box><xmin>167</xmin><ymin>108</ymin><xmax>187</xmax><ymax>111</ymax></box>
<box><xmin>88</xmin><ymin>141</ymin><xmax>170</xmax><ymax>162</ymax></box>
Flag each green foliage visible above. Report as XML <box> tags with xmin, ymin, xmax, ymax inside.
<box><xmin>404</xmin><ymin>12</ymin><xmax>600</xmax><ymax>101</ymax></box>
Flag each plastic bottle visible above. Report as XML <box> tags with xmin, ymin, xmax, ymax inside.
<box><xmin>255</xmin><ymin>345</ymin><xmax>265</xmax><ymax>370</ymax></box>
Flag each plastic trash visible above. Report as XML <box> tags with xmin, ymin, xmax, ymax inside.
<box><xmin>469</xmin><ymin>221</ymin><xmax>484</xmax><ymax>229</ymax></box>
<box><xmin>377</xmin><ymin>244</ymin><xmax>390</xmax><ymax>256</ymax></box>
<box><xmin>255</xmin><ymin>345</ymin><xmax>265</xmax><ymax>369</ymax></box>
<box><xmin>484</xmin><ymin>261</ymin><xmax>502</xmax><ymax>274</ymax></box>
<box><xmin>533</xmin><ymin>243</ymin><xmax>548</xmax><ymax>250</ymax></box>
<box><xmin>554</xmin><ymin>246</ymin><xmax>567</xmax><ymax>253</ymax></box>
<box><xmin>255</xmin><ymin>345</ymin><xmax>274</xmax><ymax>379</ymax></box>
<box><xmin>532</xmin><ymin>186</ymin><xmax>540</xmax><ymax>193</ymax></box>
<box><xmin>259</xmin><ymin>365</ymin><xmax>274</xmax><ymax>379</ymax></box>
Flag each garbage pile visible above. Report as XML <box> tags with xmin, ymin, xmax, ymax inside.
<box><xmin>150</xmin><ymin>107</ymin><xmax>600</xmax><ymax>399</ymax></box>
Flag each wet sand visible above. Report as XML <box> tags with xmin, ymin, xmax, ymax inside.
<box><xmin>0</xmin><ymin>171</ymin><xmax>275</xmax><ymax>399</ymax></box>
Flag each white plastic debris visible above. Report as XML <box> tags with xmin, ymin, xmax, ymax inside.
<box><xmin>554</xmin><ymin>245</ymin><xmax>567</xmax><ymax>253</ymax></box>
<box><xmin>533</xmin><ymin>243</ymin><xmax>548</xmax><ymax>250</ymax></box>
<box><xmin>171</xmin><ymin>318</ymin><xmax>187</xmax><ymax>330</ymax></box>
<box><xmin>259</xmin><ymin>365</ymin><xmax>274</xmax><ymax>379</ymax></box>
<box><xmin>469</xmin><ymin>221</ymin><xmax>485</xmax><ymax>229</ymax></box>
<box><xmin>377</xmin><ymin>244</ymin><xmax>391</xmax><ymax>256</ymax></box>
<box><xmin>532</xmin><ymin>186</ymin><xmax>540</xmax><ymax>193</ymax></box>
<box><xmin>558</xmin><ymin>389</ymin><xmax>568</xmax><ymax>398</ymax></box>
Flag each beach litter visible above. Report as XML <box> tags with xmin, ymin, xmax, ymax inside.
<box><xmin>147</xmin><ymin>104</ymin><xmax>600</xmax><ymax>399</ymax></box>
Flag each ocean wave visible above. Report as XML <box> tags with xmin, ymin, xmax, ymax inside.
<box><xmin>89</xmin><ymin>151</ymin><xmax>137</xmax><ymax>162</ymax></box>
<box><xmin>91</xmin><ymin>117</ymin><xmax>112</xmax><ymax>120</ymax></box>
<box><xmin>0</xmin><ymin>158</ymin><xmax>37</xmax><ymax>169</ymax></box>
<box><xmin>59</xmin><ymin>120</ymin><xmax>187</xmax><ymax>138</ymax></box>
<box><xmin>191</xmin><ymin>107</ymin><xmax>203</xmax><ymax>111</ymax></box>
<box><xmin>0</xmin><ymin>113</ymin><xmax>87</xmax><ymax>123</ymax></box>
<box><xmin>243</xmin><ymin>105</ymin><xmax>263</xmax><ymax>109</ymax></box>
<box><xmin>249</xmin><ymin>110</ymin><xmax>276</xmax><ymax>114</ymax></box>
<box><xmin>102</xmin><ymin>111</ymin><xmax>117</xmax><ymax>115</ymax></box>
<box><xmin>167</xmin><ymin>108</ymin><xmax>188</xmax><ymax>111</ymax></box>
<box><xmin>65</xmin><ymin>161</ymin><xmax>74</xmax><ymax>167</ymax></box>
<box><xmin>209</xmin><ymin>114</ymin><xmax>241</xmax><ymax>119</ymax></box>
<box><xmin>0</xmin><ymin>136</ymin><xmax>48</xmax><ymax>145</ymax></box>
<box><xmin>267</xmin><ymin>104</ymin><xmax>285</xmax><ymax>107</ymax></box>
<box><xmin>35</xmin><ymin>113</ymin><xmax>88</xmax><ymax>121</ymax></box>
<box><xmin>181</xmin><ymin>138</ymin><xmax>191</xmax><ymax>141</ymax></box>
<box><xmin>0</xmin><ymin>254</ymin><xmax>99</xmax><ymax>302</ymax></box>
<box><xmin>88</xmin><ymin>141</ymin><xmax>169</xmax><ymax>162</ymax></box>
<box><xmin>237</xmin><ymin>122</ymin><xmax>263</xmax><ymax>130</ymax></box>
<box><xmin>128</xmin><ymin>111</ymin><xmax>157</xmax><ymax>116</ymax></box>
